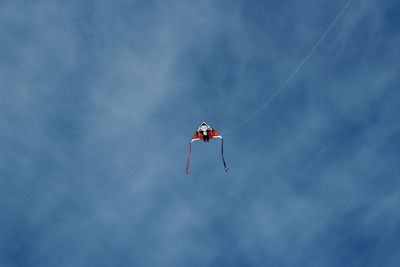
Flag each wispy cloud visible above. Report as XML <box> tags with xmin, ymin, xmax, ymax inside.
<box><xmin>1</xmin><ymin>0</ymin><xmax>399</xmax><ymax>266</ymax></box>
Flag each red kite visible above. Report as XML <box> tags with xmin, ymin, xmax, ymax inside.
<box><xmin>186</xmin><ymin>121</ymin><xmax>229</xmax><ymax>175</ymax></box>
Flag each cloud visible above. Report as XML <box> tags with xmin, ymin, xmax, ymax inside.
<box><xmin>1</xmin><ymin>0</ymin><xmax>400</xmax><ymax>266</ymax></box>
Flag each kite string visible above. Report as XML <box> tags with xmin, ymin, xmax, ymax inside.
<box><xmin>221</xmin><ymin>0</ymin><xmax>352</xmax><ymax>135</ymax></box>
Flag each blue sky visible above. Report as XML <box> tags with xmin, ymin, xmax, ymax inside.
<box><xmin>1</xmin><ymin>0</ymin><xmax>400</xmax><ymax>266</ymax></box>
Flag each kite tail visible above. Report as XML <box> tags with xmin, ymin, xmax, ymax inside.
<box><xmin>221</xmin><ymin>138</ymin><xmax>229</xmax><ymax>172</ymax></box>
<box><xmin>186</xmin><ymin>142</ymin><xmax>192</xmax><ymax>176</ymax></box>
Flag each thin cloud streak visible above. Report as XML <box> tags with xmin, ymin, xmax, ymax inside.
<box><xmin>1</xmin><ymin>1</ymin><xmax>399</xmax><ymax>266</ymax></box>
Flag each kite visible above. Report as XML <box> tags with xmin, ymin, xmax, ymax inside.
<box><xmin>186</xmin><ymin>121</ymin><xmax>229</xmax><ymax>175</ymax></box>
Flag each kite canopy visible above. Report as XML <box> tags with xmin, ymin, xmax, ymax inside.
<box><xmin>191</xmin><ymin>121</ymin><xmax>222</xmax><ymax>142</ymax></box>
<box><xmin>186</xmin><ymin>121</ymin><xmax>229</xmax><ymax>175</ymax></box>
